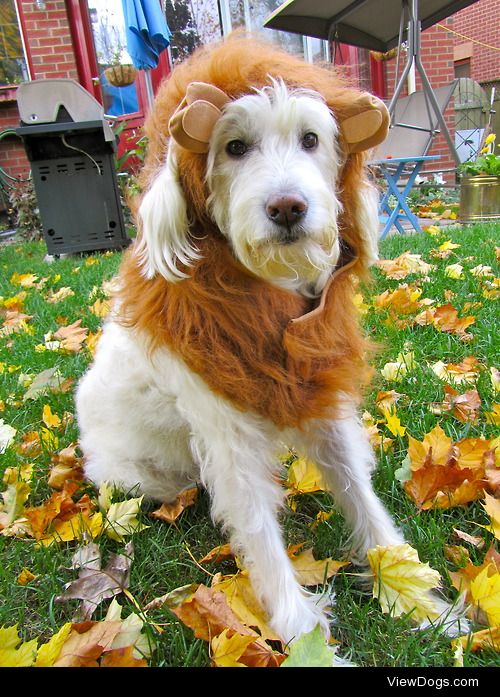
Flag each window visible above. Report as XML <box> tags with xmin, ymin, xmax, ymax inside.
<box><xmin>164</xmin><ymin>0</ymin><xmax>328</xmax><ymax>65</ymax></box>
<box><xmin>0</xmin><ymin>0</ymin><xmax>29</xmax><ymax>86</ymax></box>
<box><xmin>454</xmin><ymin>59</ymin><xmax>471</xmax><ymax>80</ymax></box>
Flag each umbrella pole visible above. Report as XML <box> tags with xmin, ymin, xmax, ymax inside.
<box><xmin>144</xmin><ymin>69</ymin><xmax>155</xmax><ymax>110</ymax></box>
<box><xmin>388</xmin><ymin>0</ymin><xmax>459</xmax><ymax>165</ymax></box>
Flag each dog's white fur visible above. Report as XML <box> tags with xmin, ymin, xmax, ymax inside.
<box><xmin>76</xmin><ymin>83</ymin><xmax>464</xmax><ymax>648</ymax></box>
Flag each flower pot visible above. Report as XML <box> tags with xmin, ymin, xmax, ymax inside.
<box><xmin>459</xmin><ymin>174</ymin><xmax>500</xmax><ymax>223</ymax></box>
<box><xmin>104</xmin><ymin>64</ymin><xmax>138</xmax><ymax>87</ymax></box>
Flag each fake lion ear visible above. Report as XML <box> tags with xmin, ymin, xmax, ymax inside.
<box><xmin>338</xmin><ymin>93</ymin><xmax>390</xmax><ymax>154</ymax></box>
<box><xmin>169</xmin><ymin>82</ymin><xmax>231</xmax><ymax>153</ymax></box>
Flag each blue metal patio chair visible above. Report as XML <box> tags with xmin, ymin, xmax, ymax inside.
<box><xmin>369</xmin><ymin>82</ymin><xmax>457</xmax><ymax>238</ymax></box>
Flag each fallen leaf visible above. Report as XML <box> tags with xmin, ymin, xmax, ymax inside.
<box><xmin>375</xmin><ymin>253</ymin><xmax>434</xmax><ymax>280</ymax></box>
<box><xmin>470</xmin><ymin>566</ymin><xmax>500</xmax><ymax>627</ymax></box>
<box><xmin>285</xmin><ymin>457</ymin><xmax>326</xmax><ymax>497</ymax></box>
<box><xmin>48</xmin><ymin>444</ymin><xmax>84</xmax><ymax>489</ymax></box>
<box><xmin>17</xmin><ymin>568</ymin><xmax>37</xmax><ymax>585</ymax></box>
<box><xmin>0</xmin><ymin>625</ymin><xmax>38</xmax><ymax>667</ymax></box>
<box><xmin>52</xmin><ymin>620</ymin><xmax>122</xmax><ymax>667</ymax></box>
<box><xmin>452</xmin><ymin>627</ymin><xmax>500</xmax><ymax>655</ymax></box>
<box><xmin>100</xmin><ymin>646</ymin><xmax>147</xmax><ymax>667</ymax></box>
<box><xmin>431</xmin><ymin>357</ymin><xmax>481</xmax><ymax>385</ymax></box>
<box><xmin>0</xmin><ymin>419</ymin><xmax>16</xmax><ymax>453</ymax></box>
<box><xmin>481</xmin><ymin>494</ymin><xmax>500</xmax><ymax>541</ymax></box>
<box><xmin>367</xmin><ymin>544</ymin><xmax>442</xmax><ymax>623</ymax></box>
<box><xmin>42</xmin><ymin>404</ymin><xmax>61</xmax><ymax>429</ymax></box>
<box><xmin>56</xmin><ymin>542</ymin><xmax>133</xmax><ymax>620</ymax></box>
<box><xmin>103</xmin><ymin>496</ymin><xmax>149</xmax><ymax>542</ymax></box>
<box><xmin>199</xmin><ymin>544</ymin><xmax>235</xmax><ymax>565</ymax></box>
<box><xmin>10</xmin><ymin>272</ymin><xmax>38</xmax><ymax>287</ymax></box>
<box><xmin>46</xmin><ymin>287</ymin><xmax>75</xmax><ymax>304</ymax></box>
<box><xmin>212</xmin><ymin>570</ymin><xmax>280</xmax><ymax>641</ymax></box>
<box><xmin>414</xmin><ymin>304</ymin><xmax>475</xmax><ymax>340</ymax></box>
<box><xmin>430</xmin><ymin>386</ymin><xmax>481</xmax><ymax>423</ymax></box>
<box><xmin>151</xmin><ymin>487</ymin><xmax>198</xmax><ymax>524</ymax></box>
<box><xmin>288</xmin><ymin>547</ymin><xmax>349</xmax><ymax>586</ymax></box>
<box><xmin>445</xmin><ymin>264</ymin><xmax>464</xmax><ymax>279</ymax></box>
<box><xmin>35</xmin><ymin>623</ymin><xmax>73</xmax><ymax>667</ymax></box>
<box><xmin>170</xmin><ymin>584</ymin><xmax>255</xmax><ymax>642</ymax></box>
<box><xmin>211</xmin><ymin>629</ymin><xmax>256</xmax><ymax>667</ymax></box>
<box><xmin>485</xmin><ymin>404</ymin><xmax>500</xmax><ymax>426</ymax></box>
<box><xmin>281</xmin><ymin>625</ymin><xmax>340</xmax><ymax>667</ymax></box>
<box><xmin>375</xmin><ymin>390</ymin><xmax>403</xmax><ymax>414</ymax></box>
<box><xmin>54</xmin><ymin>319</ymin><xmax>88</xmax><ymax>353</ymax></box>
<box><xmin>382</xmin><ymin>408</ymin><xmax>406</xmax><ymax>437</ymax></box>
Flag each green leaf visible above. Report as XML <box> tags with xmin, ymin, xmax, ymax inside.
<box><xmin>281</xmin><ymin>625</ymin><xmax>339</xmax><ymax>668</ymax></box>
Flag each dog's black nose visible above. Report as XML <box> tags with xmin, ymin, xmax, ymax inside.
<box><xmin>266</xmin><ymin>193</ymin><xmax>308</xmax><ymax>228</ymax></box>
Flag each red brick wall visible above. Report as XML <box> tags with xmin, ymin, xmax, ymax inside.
<box><xmin>453</xmin><ymin>0</ymin><xmax>500</xmax><ymax>84</ymax></box>
<box><xmin>0</xmin><ymin>1</ymin><xmax>79</xmax><ymax>181</ymax></box>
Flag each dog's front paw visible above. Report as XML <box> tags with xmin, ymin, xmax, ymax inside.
<box><xmin>269</xmin><ymin>589</ymin><xmax>331</xmax><ymax>646</ymax></box>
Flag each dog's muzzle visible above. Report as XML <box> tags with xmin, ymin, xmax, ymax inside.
<box><xmin>265</xmin><ymin>192</ymin><xmax>308</xmax><ymax>243</ymax></box>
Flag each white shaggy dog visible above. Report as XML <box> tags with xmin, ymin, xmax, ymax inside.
<box><xmin>76</xmin><ymin>65</ymin><xmax>463</xmax><ymax>647</ymax></box>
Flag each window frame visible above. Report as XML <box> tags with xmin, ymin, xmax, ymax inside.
<box><xmin>0</xmin><ymin>0</ymin><xmax>34</xmax><ymax>96</ymax></box>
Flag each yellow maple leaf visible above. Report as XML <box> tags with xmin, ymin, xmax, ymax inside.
<box><xmin>383</xmin><ymin>408</ymin><xmax>406</xmax><ymax>437</ymax></box>
<box><xmin>452</xmin><ymin>626</ymin><xmax>500</xmax><ymax>656</ymax></box>
<box><xmin>42</xmin><ymin>404</ymin><xmax>62</xmax><ymax>429</ymax></box>
<box><xmin>470</xmin><ymin>566</ymin><xmax>500</xmax><ymax>627</ymax></box>
<box><xmin>485</xmin><ymin>404</ymin><xmax>500</xmax><ymax>426</ymax></box>
<box><xmin>17</xmin><ymin>568</ymin><xmax>37</xmax><ymax>586</ymax></box>
<box><xmin>45</xmin><ymin>287</ymin><xmax>75</xmax><ymax>304</ymax></box>
<box><xmin>103</xmin><ymin>497</ymin><xmax>149</xmax><ymax>542</ymax></box>
<box><xmin>0</xmin><ymin>625</ymin><xmax>38</xmax><ymax>667</ymax></box>
<box><xmin>10</xmin><ymin>272</ymin><xmax>38</xmax><ymax>288</ymax></box>
<box><xmin>35</xmin><ymin>623</ymin><xmax>73</xmax><ymax>667</ymax></box>
<box><xmin>39</xmin><ymin>511</ymin><xmax>104</xmax><ymax>546</ymax></box>
<box><xmin>289</xmin><ymin>547</ymin><xmax>349</xmax><ymax>586</ymax></box>
<box><xmin>439</xmin><ymin>240</ymin><xmax>461</xmax><ymax>252</ymax></box>
<box><xmin>90</xmin><ymin>298</ymin><xmax>111</xmax><ymax>318</ymax></box>
<box><xmin>286</xmin><ymin>457</ymin><xmax>326</xmax><ymax>498</ymax></box>
<box><xmin>445</xmin><ymin>264</ymin><xmax>464</xmax><ymax>280</ymax></box>
<box><xmin>480</xmin><ymin>494</ymin><xmax>500</xmax><ymax>541</ymax></box>
<box><xmin>213</xmin><ymin>570</ymin><xmax>280</xmax><ymax>642</ymax></box>
<box><xmin>211</xmin><ymin>629</ymin><xmax>256</xmax><ymax>667</ymax></box>
<box><xmin>367</xmin><ymin>544</ymin><xmax>442</xmax><ymax>622</ymax></box>
<box><xmin>407</xmin><ymin>424</ymin><xmax>454</xmax><ymax>470</ymax></box>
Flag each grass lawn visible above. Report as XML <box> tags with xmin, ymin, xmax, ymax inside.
<box><xmin>0</xmin><ymin>221</ymin><xmax>498</xmax><ymax>668</ymax></box>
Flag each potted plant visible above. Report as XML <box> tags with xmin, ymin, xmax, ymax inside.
<box><xmin>459</xmin><ymin>134</ymin><xmax>500</xmax><ymax>223</ymax></box>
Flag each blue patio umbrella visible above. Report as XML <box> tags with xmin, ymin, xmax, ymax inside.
<box><xmin>121</xmin><ymin>0</ymin><xmax>172</xmax><ymax>106</ymax></box>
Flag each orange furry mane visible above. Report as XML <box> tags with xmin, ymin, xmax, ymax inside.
<box><xmin>117</xmin><ymin>35</ymin><xmax>377</xmax><ymax>429</ymax></box>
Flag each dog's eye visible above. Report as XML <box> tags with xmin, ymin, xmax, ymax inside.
<box><xmin>302</xmin><ymin>132</ymin><xmax>318</xmax><ymax>150</ymax></box>
<box><xmin>226</xmin><ymin>140</ymin><xmax>248</xmax><ymax>157</ymax></box>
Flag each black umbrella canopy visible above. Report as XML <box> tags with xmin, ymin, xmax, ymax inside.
<box><xmin>264</xmin><ymin>0</ymin><xmax>480</xmax><ymax>52</ymax></box>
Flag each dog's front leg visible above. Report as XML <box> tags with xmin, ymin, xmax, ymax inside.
<box><xmin>298</xmin><ymin>414</ymin><xmax>405</xmax><ymax>562</ymax></box>
<box><xmin>184</xmin><ymin>403</ymin><xmax>330</xmax><ymax>644</ymax></box>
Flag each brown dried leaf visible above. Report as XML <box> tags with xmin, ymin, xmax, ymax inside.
<box><xmin>56</xmin><ymin>542</ymin><xmax>133</xmax><ymax>620</ymax></box>
<box><xmin>100</xmin><ymin>646</ymin><xmax>147</xmax><ymax>667</ymax></box>
<box><xmin>199</xmin><ymin>543</ymin><xmax>234</xmax><ymax>565</ymax></box>
<box><xmin>54</xmin><ymin>319</ymin><xmax>88</xmax><ymax>353</ymax></box>
<box><xmin>151</xmin><ymin>487</ymin><xmax>198</xmax><ymax>524</ymax></box>
<box><xmin>53</xmin><ymin>620</ymin><xmax>122</xmax><ymax>667</ymax></box>
<box><xmin>170</xmin><ymin>584</ymin><xmax>255</xmax><ymax>642</ymax></box>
